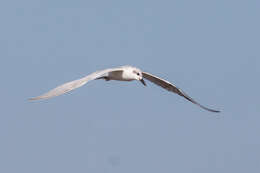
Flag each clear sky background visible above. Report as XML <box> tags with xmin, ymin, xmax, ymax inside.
<box><xmin>0</xmin><ymin>0</ymin><xmax>259</xmax><ymax>172</ymax></box>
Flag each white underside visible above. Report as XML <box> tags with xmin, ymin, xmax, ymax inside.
<box><xmin>108</xmin><ymin>71</ymin><xmax>134</xmax><ymax>81</ymax></box>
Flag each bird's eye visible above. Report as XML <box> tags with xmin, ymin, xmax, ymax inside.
<box><xmin>137</xmin><ymin>73</ymin><xmax>140</xmax><ymax>76</ymax></box>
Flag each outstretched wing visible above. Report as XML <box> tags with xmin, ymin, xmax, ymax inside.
<box><xmin>29</xmin><ymin>67</ymin><xmax>124</xmax><ymax>100</ymax></box>
<box><xmin>142</xmin><ymin>72</ymin><xmax>220</xmax><ymax>113</ymax></box>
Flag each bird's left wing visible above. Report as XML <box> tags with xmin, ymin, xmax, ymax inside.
<box><xmin>142</xmin><ymin>72</ymin><xmax>220</xmax><ymax>113</ymax></box>
<box><xmin>29</xmin><ymin>67</ymin><xmax>124</xmax><ymax>100</ymax></box>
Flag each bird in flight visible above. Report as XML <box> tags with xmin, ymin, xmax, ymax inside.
<box><xmin>30</xmin><ymin>65</ymin><xmax>220</xmax><ymax>113</ymax></box>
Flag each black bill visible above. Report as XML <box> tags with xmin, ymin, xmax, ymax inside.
<box><xmin>140</xmin><ymin>79</ymin><xmax>146</xmax><ymax>86</ymax></box>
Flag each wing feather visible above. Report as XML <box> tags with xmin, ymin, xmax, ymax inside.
<box><xmin>142</xmin><ymin>72</ymin><xmax>220</xmax><ymax>113</ymax></box>
<box><xmin>29</xmin><ymin>67</ymin><xmax>124</xmax><ymax>100</ymax></box>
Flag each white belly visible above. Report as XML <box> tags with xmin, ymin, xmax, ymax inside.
<box><xmin>108</xmin><ymin>71</ymin><xmax>134</xmax><ymax>81</ymax></box>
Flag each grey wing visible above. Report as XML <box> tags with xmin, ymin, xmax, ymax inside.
<box><xmin>29</xmin><ymin>67</ymin><xmax>124</xmax><ymax>100</ymax></box>
<box><xmin>142</xmin><ymin>72</ymin><xmax>220</xmax><ymax>113</ymax></box>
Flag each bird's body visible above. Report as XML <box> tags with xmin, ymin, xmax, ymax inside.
<box><xmin>30</xmin><ymin>65</ymin><xmax>220</xmax><ymax>113</ymax></box>
<box><xmin>107</xmin><ymin>66</ymin><xmax>139</xmax><ymax>81</ymax></box>
<box><xmin>108</xmin><ymin>71</ymin><xmax>125</xmax><ymax>81</ymax></box>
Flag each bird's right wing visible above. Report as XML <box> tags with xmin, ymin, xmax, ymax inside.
<box><xmin>29</xmin><ymin>67</ymin><xmax>124</xmax><ymax>100</ymax></box>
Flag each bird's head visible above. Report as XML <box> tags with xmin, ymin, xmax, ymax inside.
<box><xmin>132</xmin><ymin>69</ymin><xmax>146</xmax><ymax>86</ymax></box>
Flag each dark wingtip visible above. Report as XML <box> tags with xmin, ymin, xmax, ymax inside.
<box><xmin>200</xmin><ymin>105</ymin><xmax>221</xmax><ymax>113</ymax></box>
<box><xmin>209</xmin><ymin>109</ymin><xmax>221</xmax><ymax>113</ymax></box>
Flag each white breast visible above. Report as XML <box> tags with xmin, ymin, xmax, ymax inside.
<box><xmin>108</xmin><ymin>69</ymin><xmax>135</xmax><ymax>81</ymax></box>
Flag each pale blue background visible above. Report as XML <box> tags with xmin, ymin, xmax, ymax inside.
<box><xmin>0</xmin><ymin>0</ymin><xmax>259</xmax><ymax>172</ymax></box>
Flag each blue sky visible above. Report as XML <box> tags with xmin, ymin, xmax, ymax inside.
<box><xmin>0</xmin><ymin>0</ymin><xmax>259</xmax><ymax>172</ymax></box>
